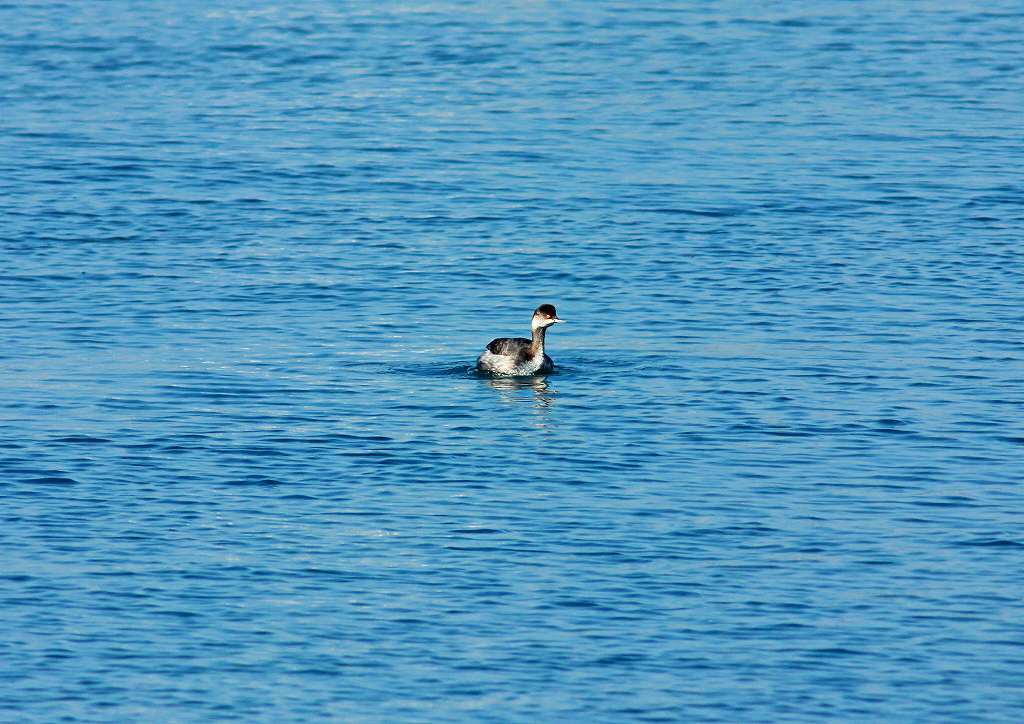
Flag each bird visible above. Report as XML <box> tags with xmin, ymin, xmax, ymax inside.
<box><xmin>476</xmin><ymin>304</ymin><xmax>565</xmax><ymax>375</ymax></box>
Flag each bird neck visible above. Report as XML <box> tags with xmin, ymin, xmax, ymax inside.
<box><xmin>530</xmin><ymin>325</ymin><xmax>546</xmax><ymax>357</ymax></box>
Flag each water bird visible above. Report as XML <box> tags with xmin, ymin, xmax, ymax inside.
<box><xmin>476</xmin><ymin>304</ymin><xmax>565</xmax><ymax>375</ymax></box>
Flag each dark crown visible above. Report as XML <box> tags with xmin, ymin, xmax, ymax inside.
<box><xmin>535</xmin><ymin>304</ymin><xmax>557</xmax><ymax>318</ymax></box>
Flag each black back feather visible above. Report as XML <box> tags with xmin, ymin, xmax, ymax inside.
<box><xmin>486</xmin><ymin>337</ymin><xmax>531</xmax><ymax>356</ymax></box>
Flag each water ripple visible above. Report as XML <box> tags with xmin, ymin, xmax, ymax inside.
<box><xmin>1</xmin><ymin>0</ymin><xmax>1022</xmax><ymax>721</ymax></box>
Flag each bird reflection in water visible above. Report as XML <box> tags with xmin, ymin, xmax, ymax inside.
<box><xmin>486</xmin><ymin>374</ymin><xmax>556</xmax><ymax>411</ymax></box>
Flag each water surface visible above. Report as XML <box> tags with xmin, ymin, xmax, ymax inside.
<box><xmin>2</xmin><ymin>1</ymin><xmax>1023</xmax><ymax>720</ymax></box>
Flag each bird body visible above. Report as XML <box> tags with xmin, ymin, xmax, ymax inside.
<box><xmin>476</xmin><ymin>304</ymin><xmax>564</xmax><ymax>376</ymax></box>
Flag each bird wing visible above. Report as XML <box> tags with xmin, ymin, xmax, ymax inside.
<box><xmin>486</xmin><ymin>337</ymin><xmax>531</xmax><ymax>356</ymax></box>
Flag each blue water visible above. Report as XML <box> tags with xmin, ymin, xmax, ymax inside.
<box><xmin>2</xmin><ymin>1</ymin><xmax>1023</xmax><ymax>720</ymax></box>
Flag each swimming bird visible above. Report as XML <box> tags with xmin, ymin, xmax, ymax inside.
<box><xmin>476</xmin><ymin>304</ymin><xmax>565</xmax><ymax>375</ymax></box>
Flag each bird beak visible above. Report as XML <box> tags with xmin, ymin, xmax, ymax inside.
<box><xmin>552</xmin><ymin>317</ymin><xmax>565</xmax><ymax>324</ymax></box>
